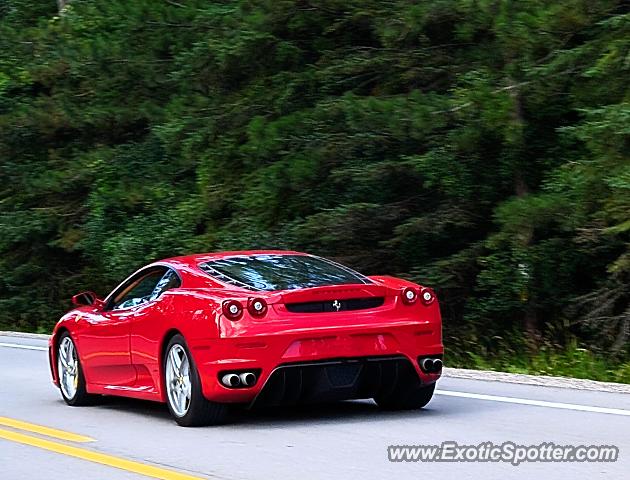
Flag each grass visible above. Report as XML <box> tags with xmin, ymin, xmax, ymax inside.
<box><xmin>448</xmin><ymin>339</ymin><xmax>630</xmax><ymax>384</ymax></box>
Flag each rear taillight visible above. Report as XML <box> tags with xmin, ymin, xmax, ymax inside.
<box><xmin>401</xmin><ymin>286</ymin><xmax>436</xmax><ymax>306</ymax></box>
<box><xmin>420</xmin><ymin>287</ymin><xmax>435</xmax><ymax>305</ymax></box>
<box><xmin>247</xmin><ymin>297</ymin><xmax>268</xmax><ymax>317</ymax></box>
<box><xmin>401</xmin><ymin>287</ymin><xmax>418</xmax><ymax>305</ymax></box>
<box><xmin>222</xmin><ymin>300</ymin><xmax>243</xmax><ymax>321</ymax></box>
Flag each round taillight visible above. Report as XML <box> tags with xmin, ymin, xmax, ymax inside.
<box><xmin>222</xmin><ymin>300</ymin><xmax>243</xmax><ymax>321</ymax></box>
<box><xmin>421</xmin><ymin>288</ymin><xmax>435</xmax><ymax>305</ymax></box>
<box><xmin>401</xmin><ymin>287</ymin><xmax>418</xmax><ymax>305</ymax></box>
<box><xmin>247</xmin><ymin>297</ymin><xmax>268</xmax><ymax>317</ymax></box>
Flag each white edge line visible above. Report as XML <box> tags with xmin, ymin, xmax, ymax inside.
<box><xmin>0</xmin><ymin>331</ymin><xmax>50</xmax><ymax>340</ymax></box>
<box><xmin>0</xmin><ymin>342</ymin><xmax>48</xmax><ymax>351</ymax></box>
<box><xmin>436</xmin><ymin>390</ymin><xmax>630</xmax><ymax>416</ymax></box>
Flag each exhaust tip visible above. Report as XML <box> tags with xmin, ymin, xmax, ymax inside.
<box><xmin>420</xmin><ymin>358</ymin><xmax>435</xmax><ymax>373</ymax></box>
<box><xmin>419</xmin><ymin>357</ymin><xmax>443</xmax><ymax>373</ymax></box>
<box><xmin>432</xmin><ymin>359</ymin><xmax>443</xmax><ymax>372</ymax></box>
<box><xmin>239</xmin><ymin>372</ymin><xmax>257</xmax><ymax>387</ymax></box>
<box><xmin>221</xmin><ymin>373</ymin><xmax>241</xmax><ymax>388</ymax></box>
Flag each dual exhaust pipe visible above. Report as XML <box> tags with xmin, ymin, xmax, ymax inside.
<box><xmin>420</xmin><ymin>357</ymin><xmax>443</xmax><ymax>373</ymax></box>
<box><xmin>221</xmin><ymin>360</ymin><xmax>440</xmax><ymax>388</ymax></box>
<box><xmin>221</xmin><ymin>371</ymin><xmax>257</xmax><ymax>388</ymax></box>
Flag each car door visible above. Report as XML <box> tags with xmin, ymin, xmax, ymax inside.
<box><xmin>77</xmin><ymin>267</ymin><xmax>168</xmax><ymax>387</ymax></box>
<box><xmin>129</xmin><ymin>268</ymin><xmax>182</xmax><ymax>389</ymax></box>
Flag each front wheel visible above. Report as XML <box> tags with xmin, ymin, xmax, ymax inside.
<box><xmin>57</xmin><ymin>332</ymin><xmax>97</xmax><ymax>406</ymax></box>
<box><xmin>374</xmin><ymin>382</ymin><xmax>436</xmax><ymax>410</ymax></box>
<box><xmin>164</xmin><ymin>335</ymin><xmax>228</xmax><ymax>426</ymax></box>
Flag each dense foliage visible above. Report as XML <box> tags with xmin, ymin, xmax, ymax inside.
<box><xmin>1</xmin><ymin>1</ymin><xmax>628</xmax><ymax>370</ymax></box>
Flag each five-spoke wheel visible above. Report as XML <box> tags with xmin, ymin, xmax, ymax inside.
<box><xmin>56</xmin><ymin>332</ymin><xmax>96</xmax><ymax>406</ymax></box>
<box><xmin>165</xmin><ymin>344</ymin><xmax>192</xmax><ymax>417</ymax></box>
<box><xmin>163</xmin><ymin>335</ymin><xmax>228</xmax><ymax>426</ymax></box>
<box><xmin>58</xmin><ymin>336</ymin><xmax>78</xmax><ymax>400</ymax></box>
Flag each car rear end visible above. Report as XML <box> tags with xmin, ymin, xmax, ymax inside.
<box><xmin>190</xmin><ymin>277</ymin><xmax>443</xmax><ymax>406</ymax></box>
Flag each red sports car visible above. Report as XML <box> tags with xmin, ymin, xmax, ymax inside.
<box><xmin>49</xmin><ymin>250</ymin><xmax>443</xmax><ymax>426</ymax></box>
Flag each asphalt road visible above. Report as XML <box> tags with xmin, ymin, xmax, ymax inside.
<box><xmin>1</xmin><ymin>334</ymin><xmax>629</xmax><ymax>480</ymax></box>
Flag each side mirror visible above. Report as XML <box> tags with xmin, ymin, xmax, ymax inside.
<box><xmin>72</xmin><ymin>291</ymin><xmax>100</xmax><ymax>307</ymax></box>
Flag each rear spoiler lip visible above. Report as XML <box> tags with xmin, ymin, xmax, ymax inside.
<box><xmin>274</xmin><ymin>283</ymin><xmax>394</xmax><ymax>305</ymax></box>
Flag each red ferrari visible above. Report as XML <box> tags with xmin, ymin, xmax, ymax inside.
<box><xmin>49</xmin><ymin>250</ymin><xmax>443</xmax><ymax>426</ymax></box>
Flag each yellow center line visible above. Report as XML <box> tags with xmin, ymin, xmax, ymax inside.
<box><xmin>0</xmin><ymin>416</ymin><xmax>95</xmax><ymax>443</ymax></box>
<box><xmin>0</xmin><ymin>427</ymin><xmax>205</xmax><ymax>480</ymax></box>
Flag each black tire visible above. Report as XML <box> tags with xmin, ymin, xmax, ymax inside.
<box><xmin>57</xmin><ymin>332</ymin><xmax>98</xmax><ymax>406</ymax></box>
<box><xmin>374</xmin><ymin>382</ymin><xmax>436</xmax><ymax>410</ymax></box>
<box><xmin>163</xmin><ymin>334</ymin><xmax>229</xmax><ymax>427</ymax></box>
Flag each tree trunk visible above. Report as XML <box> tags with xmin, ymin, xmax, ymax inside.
<box><xmin>508</xmin><ymin>78</ymin><xmax>540</xmax><ymax>344</ymax></box>
<box><xmin>57</xmin><ymin>0</ymin><xmax>70</xmax><ymax>13</ymax></box>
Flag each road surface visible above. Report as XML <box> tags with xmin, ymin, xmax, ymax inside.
<box><xmin>1</xmin><ymin>334</ymin><xmax>628</xmax><ymax>479</ymax></box>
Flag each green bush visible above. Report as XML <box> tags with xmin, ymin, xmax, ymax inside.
<box><xmin>0</xmin><ymin>1</ymin><xmax>628</xmax><ymax>379</ymax></box>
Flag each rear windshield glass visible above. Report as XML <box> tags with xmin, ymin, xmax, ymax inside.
<box><xmin>198</xmin><ymin>255</ymin><xmax>371</xmax><ymax>291</ymax></box>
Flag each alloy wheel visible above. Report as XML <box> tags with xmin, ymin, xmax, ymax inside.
<box><xmin>58</xmin><ymin>336</ymin><xmax>78</xmax><ymax>400</ymax></box>
<box><xmin>165</xmin><ymin>344</ymin><xmax>192</xmax><ymax>417</ymax></box>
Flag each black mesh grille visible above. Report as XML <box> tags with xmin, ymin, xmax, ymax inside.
<box><xmin>285</xmin><ymin>297</ymin><xmax>385</xmax><ymax>313</ymax></box>
<box><xmin>252</xmin><ymin>356</ymin><xmax>420</xmax><ymax>407</ymax></box>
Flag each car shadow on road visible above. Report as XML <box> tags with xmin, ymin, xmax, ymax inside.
<box><xmin>241</xmin><ymin>399</ymin><xmax>448</xmax><ymax>427</ymax></box>
<box><xmin>87</xmin><ymin>395</ymin><xmax>458</xmax><ymax>428</ymax></box>
<box><xmin>92</xmin><ymin>396</ymin><xmax>174</xmax><ymax>423</ymax></box>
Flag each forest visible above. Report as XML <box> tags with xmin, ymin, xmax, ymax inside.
<box><xmin>1</xmin><ymin>1</ymin><xmax>628</xmax><ymax>380</ymax></box>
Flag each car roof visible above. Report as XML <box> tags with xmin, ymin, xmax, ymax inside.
<box><xmin>161</xmin><ymin>250</ymin><xmax>308</xmax><ymax>268</ymax></box>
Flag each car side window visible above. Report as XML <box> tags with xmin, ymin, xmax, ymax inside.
<box><xmin>109</xmin><ymin>268</ymin><xmax>167</xmax><ymax>310</ymax></box>
<box><xmin>149</xmin><ymin>269</ymin><xmax>181</xmax><ymax>301</ymax></box>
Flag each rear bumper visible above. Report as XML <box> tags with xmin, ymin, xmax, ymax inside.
<box><xmin>189</xmin><ymin>321</ymin><xmax>443</xmax><ymax>404</ymax></box>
